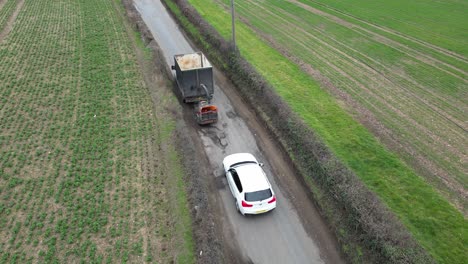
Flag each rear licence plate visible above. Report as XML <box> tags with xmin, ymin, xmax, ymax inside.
<box><xmin>255</xmin><ymin>209</ymin><xmax>267</xmax><ymax>214</ymax></box>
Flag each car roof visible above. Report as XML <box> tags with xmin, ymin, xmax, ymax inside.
<box><xmin>235</xmin><ymin>163</ymin><xmax>270</xmax><ymax>193</ymax></box>
<box><xmin>223</xmin><ymin>153</ymin><xmax>258</xmax><ymax>168</ymax></box>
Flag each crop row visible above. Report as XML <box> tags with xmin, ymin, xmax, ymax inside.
<box><xmin>0</xmin><ymin>0</ymin><xmax>19</xmax><ymax>32</ymax></box>
<box><xmin>0</xmin><ymin>0</ymin><xmax>192</xmax><ymax>263</ymax></box>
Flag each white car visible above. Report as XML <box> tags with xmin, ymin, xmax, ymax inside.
<box><xmin>223</xmin><ymin>153</ymin><xmax>277</xmax><ymax>215</ymax></box>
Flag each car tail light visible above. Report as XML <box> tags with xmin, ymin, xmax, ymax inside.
<box><xmin>241</xmin><ymin>200</ymin><xmax>253</xmax><ymax>207</ymax></box>
<box><xmin>268</xmin><ymin>196</ymin><xmax>276</xmax><ymax>204</ymax></box>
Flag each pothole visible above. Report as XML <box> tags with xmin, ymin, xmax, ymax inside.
<box><xmin>226</xmin><ymin>110</ymin><xmax>238</xmax><ymax>119</ymax></box>
<box><xmin>199</xmin><ymin>127</ymin><xmax>228</xmax><ymax>149</ymax></box>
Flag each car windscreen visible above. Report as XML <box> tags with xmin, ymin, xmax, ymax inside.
<box><xmin>245</xmin><ymin>189</ymin><xmax>272</xmax><ymax>202</ymax></box>
<box><xmin>230</xmin><ymin>161</ymin><xmax>256</xmax><ymax>168</ymax></box>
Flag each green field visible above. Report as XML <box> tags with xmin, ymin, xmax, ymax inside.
<box><xmin>296</xmin><ymin>0</ymin><xmax>468</xmax><ymax>57</ymax></box>
<box><xmin>0</xmin><ymin>0</ymin><xmax>193</xmax><ymax>263</ymax></box>
<box><xmin>211</xmin><ymin>0</ymin><xmax>468</xmax><ymax>202</ymax></box>
<box><xmin>217</xmin><ymin>0</ymin><xmax>468</xmax><ymax>210</ymax></box>
<box><xmin>185</xmin><ymin>0</ymin><xmax>467</xmax><ymax>263</ymax></box>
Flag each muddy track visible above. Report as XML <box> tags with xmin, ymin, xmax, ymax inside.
<box><xmin>131</xmin><ymin>0</ymin><xmax>346</xmax><ymax>263</ymax></box>
<box><xmin>123</xmin><ymin>1</ymin><xmax>249</xmax><ymax>263</ymax></box>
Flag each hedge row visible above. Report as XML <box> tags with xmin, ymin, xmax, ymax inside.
<box><xmin>162</xmin><ymin>0</ymin><xmax>434</xmax><ymax>263</ymax></box>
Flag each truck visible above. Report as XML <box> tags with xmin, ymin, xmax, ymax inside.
<box><xmin>171</xmin><ymin>52</ymin><xmax>218</xmax><ymax>125</ymax></box>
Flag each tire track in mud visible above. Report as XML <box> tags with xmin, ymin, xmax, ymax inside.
<box><xmin>225</xmin><ymin>0</ymin><xmax>467</xmax><ymax>209</ymax></box>
<box><xmin>301</xmin><ymin>0</ymin><xmax>467</xmax><ymax>64</ymax></box>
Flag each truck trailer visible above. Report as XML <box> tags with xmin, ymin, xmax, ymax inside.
<box><xmin>171</xmin><ymin>52</ymin><xmax>214</xmax><ymax>103</ymax></box>
<box><xmin>171</xmin><ymin>52</ymin><xmax>218</xmax><ymax>125</ymax></box>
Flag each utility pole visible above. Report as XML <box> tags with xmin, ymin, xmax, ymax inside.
<box><xmin>230</xmin><ymin>0</ymin><xmax>236</xmax><ymax>50</ymax></box>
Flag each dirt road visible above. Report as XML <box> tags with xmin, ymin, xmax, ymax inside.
<box><xmin>134</xmin><ymin>0</ymin><xmax>345</xmax><ymax>263</ymax></box>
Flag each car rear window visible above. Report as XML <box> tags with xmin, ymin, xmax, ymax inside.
<box><xmin>245</xmin><ymin>189</ymin><xmax>272</xmax><ymax>202</ymax></box>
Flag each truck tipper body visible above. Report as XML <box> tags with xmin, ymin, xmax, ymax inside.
<box><xmin>171</xmin><ymin>52</ymin><xmax>218</xmax><ymax>125</ymax></box>
<box><xmin>172</xmin><ymin>52</ymin><xmax>214</xmax><ymax>103</ymax></box>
